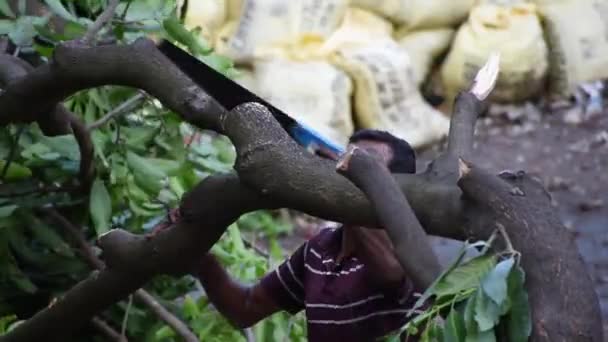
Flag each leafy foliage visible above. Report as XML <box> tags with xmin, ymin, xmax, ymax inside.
<box><xmin>382</xmin><ymin>237</ymin><xmax>531</xmax><ymax>342</ymax></box>
<box><xmin>0</xmin><ymin>0</ymin><xmax>305</xmax><ymax>340</ymax></box>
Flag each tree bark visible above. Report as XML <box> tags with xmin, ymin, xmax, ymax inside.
<box><xmin>458</xmin><ymin>163</ymin><xmax>603</xmax><ymax>342</ymax></box>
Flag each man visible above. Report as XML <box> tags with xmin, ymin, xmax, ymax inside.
<box><xmin>194</xmin><ymin>129</ymin><xmax>428</xmax><ymax>341</ymax></box>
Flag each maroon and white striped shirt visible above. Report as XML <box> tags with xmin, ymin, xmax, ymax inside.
<box><xmin>261</xmin><ymin>227</ymin><xmax>422</xmax><ymax>341</ymax></box>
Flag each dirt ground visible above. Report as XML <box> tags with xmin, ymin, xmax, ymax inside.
<box><xmin>279</xmin><ymin>100</ymin><xmax>608</xmax><ymax>335</ymax></box>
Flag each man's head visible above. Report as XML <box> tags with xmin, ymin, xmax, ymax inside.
<box><xmin>348</xmin><ymin>129</ymin><xmax>416</xmax><ymax>174</ymax></box>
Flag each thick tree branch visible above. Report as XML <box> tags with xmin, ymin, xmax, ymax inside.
<box><xmin>42</xmin><ymin>208</ymin><xmax>198</xmax><ymax>342</ymax></box>
<box><xmin>458</xmin><ymin>162</ymin><xmax>603</xmax><ymax>342</ymax></box>
<box><xmin>0</xmin><ymin>54</ymin><xmax>95</xmax><ymax>189</ymax></box>
<box><xmin>336</xmin><ymin>146</ymin><xmax>441</xmax><ymax>289</ymax></box>
<box><xmin>0</xmin><ymin>39</ymin><xmax>464</xmax><ymax>239</ymax></box>
<box><xmin>0</xmin><ymin>39</ymin><xmax>225</xmax><ymax>131</ymax></box>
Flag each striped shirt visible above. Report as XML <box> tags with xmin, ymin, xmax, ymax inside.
<box><xmin>260</xmin><ymin>227</ymin><xmax>422</xmax><ymax>341</ymax></box>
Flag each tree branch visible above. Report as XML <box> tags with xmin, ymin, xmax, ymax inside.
<box><xmin>458</xmin><ymin>162</ymin><xmax>603</xmax><ymax>342</ymax></box>
<box><xmin>336</xmin><ymin>146</ymin><xmax>441</xmax><ymax>289</ymax></box>
<box><xmin>41</xmin><ymin>209</ymin><xmax>200</xmax><ymax>342</ymax></box>
<box><xmin>0</xmin><ymin>54</ymin><xmax>95</xmax><ymax>190</ymax></box>
<box><xmin>82</xmin><ymin>0</ymin><xmax>121</xmax><ymax>44</ymax></box>
<box><xmin>87</xmin><ymin>91</ymin><xmax>146</xmax><ymax>131</ymax></box>
<box><xmin>91</xmin><ymin>316</ymin><xmax>127</xmax><ymax>342</ymax></box>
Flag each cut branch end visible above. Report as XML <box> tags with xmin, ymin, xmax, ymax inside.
<box><xmin>470</xmin><ymin>52</ymin><xmax>500</xmax><ymax>101</ymax></box>
<box><xmin>336</xmin><ymin>145</ymin><xmax>359</xmax><ymax>172</ymax></box>
<box><xmin>458</xmin><ymin>158</ymin><xmax>471</xmax><ymax>180</ymax></box>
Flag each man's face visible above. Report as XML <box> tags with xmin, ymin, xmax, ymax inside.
<box><xmin>350</xmin><ymin>139</ymin><xmax>393</xmax><ymax>168</ymax></box>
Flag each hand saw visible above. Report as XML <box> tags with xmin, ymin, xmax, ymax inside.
<box><xmin>156</xmin><ymin>40</ymin><xmax>345</xmax><ymax>157</ymax></box>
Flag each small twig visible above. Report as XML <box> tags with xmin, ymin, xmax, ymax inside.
<box><xmin>242</xmin><ymin>236</ymin><xmax>269</xmax><ymax>258</ymax></box>
<box><xmin>0</xmin><ymin>125</ymin><xmax>26</xmax><ymax>182</ymax></box>
<box><xmin>133</xmin><ymin>290</ymin><xmax>199</xmax><ymax>342</ymax></box>
<box><xmin>120</xmin><ymin>295</ymin><xmax>133</xmax><ymax>338</ymax></box>
<box><xmin>91</xmin><ymin>316</ymin><xmax>128</xmax><ymax>342</ymax></box>
<box><xmin>82</xmin><ymin>0</ymin><xmax>121</xmax><ymax>44</ymax></box>
<box><xmin>87</xmin><ymin>92</ymin><xmax>146</xmax><ymax>131</ymax></box>
<box><xmin>496</xmin><ymin>223</ymin><xmax>520</xmax><ymax>260</ymax></box>
<box><xmin>120</xmin><ymin>0</ymin><xmax>133</xmax><ymax>20</ymax></box>
<box><xmin>244</xmin><ymin>327</ymin><xmax>256</xmax><ymax>342</ymax></box>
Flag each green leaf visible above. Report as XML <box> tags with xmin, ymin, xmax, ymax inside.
<box><xmin>0</xmin><ymin>1</ymin><xmax>15</xmax><ymax>18</ymax></box>
<box><xmin>9</xmin><ymin>15</ymin><xmax>50</xmax><ymax>46</ymax></box>
<box><xmin>154</xmin><ymin>325</ymin><xmax>176</xmax><ymax>340</ymax></box>
<box><xmin>465</xmin><ymin>329</ymin><xmax>496</xmax><ymax>342</ymax></box>
<box><xmin>0</xmin><ymin>160</ymin><xmax>32</xmax><ymax>181</ymax></box>
<box><xmin>0</xmin><ymin>205</ymin><xmax>17</xmax><ymax>218</ymax></box>
<box><xmin>40</xmin><ymin>134</ymin><xmax>80</xmax><ymax>160</ymax></box>
<box><xmin>90</xmin><ymin>178</ymin><xmax>112</xmax><ymax>236</ymax></box>
<box><xmin>505</xmin><ymin>266</ymin><xmax>531</xmax><ymax>342</ymax></box>
<box><xmin>463</xmin><ymin>293</ymin><xmax>477</xmax><ymax>335</ymax></box>
<box><xmin>481</xmin><ymin>258</ymin><xmax>514</xmax><ymax>305</ymax></box>
<box><xmin>182</xmin><ymin>295</ymin><xmax>200</xmax><ymax>320</ymax></box>
<box><xmin>126</xmin><ymin>151</ymin><xmax>166</xmax><ymax>194</ymax></box>
<box><xmin>474</xmin><ymin>289</ymin><xmax>501</xmax><ymax>332</ymax></box>
<box><xmin>201</xmin><ymin>54</ymin><xmax>235</xmax><ymax>74</ymax></box>
<box><xmin>0</xmin><ymin>19</ymin><xmax>14</xmax><ymax>34</ymax></box>
<box><xmin>44</xmin><ymin>0</ymin><xmax>78</xmax><ymax>22</ymax></box>
<box><xmin>412</xmin><ymin>241</ymin><xmax>488</xmax><ymax>313</ymax></box>
<box><xmin>443</xmin><ymin>308</ymin><xmax>465</xmax><ymax>342</ymax></box>
<box><xmin>434</xmin><ymin>255</ymin><xmax>497</xmax><ymax>298</ymax></box>
<box><xmin>162</xmin><ymin>14</ymin><xmax>211</xmax><ymax>56</ymax></box>
<box><xmin>28</xmin><ymin>220</ymin><xmax>74</xmax><ymax>257</ymax></box>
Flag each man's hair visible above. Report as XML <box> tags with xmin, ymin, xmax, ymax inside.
<box><xmin>349</xmin><ymin>129</ymin><xmax>416</xmax><ymax>174</ymax></box>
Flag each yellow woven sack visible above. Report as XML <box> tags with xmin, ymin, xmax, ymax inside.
<box><xmin>535</xmin><ymin>0</ymin><xmax>608</xmax><ymax>97</ymax></box>
<box><xmin>397</xmin><ymin>28</ymin><xmax>455</xmax><ymax>85</ymax></box>
<box><xmin>441</xmin><ymin>2</ymin><xmax>548</xmax><ymax>102</ymax></box>
<box><xmin>351</xmin><ymin>0</ymin><xmax>474</xmax><ymax>30</ymax></box>
<box><xmin>215</xmin><ymin>0</ymin><xmax>348</xmax><ymax>63</ymax></box>
<box><xmin>332</xmin><ymin>38</ymin><xmax>450</xmax><ymax>148</ymax></box>
<box><xmin>253</xmin><ymin>57</ymin><xmax>354</xmax><ymax>146</ymax></box>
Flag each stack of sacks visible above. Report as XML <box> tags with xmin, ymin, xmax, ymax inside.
<box><xmin>351</xmin><ymin>0</ymin><xmax>475</xmax><ymax>31</ymax></box>
<box><xmin>213</xmin><ymin>0</ymin><xmax>350</xmax><ymax>63</ymax></box>
<box><xmin>441</xmin><ymin>2</ymin><xmax>549</xmax><ymax>103</ymax></box>
<box><xmin>320</xmin><ymin>8</ymin><xmax>451</xmax><ymax>148</ymax></box>
<box><xmin>180</xmin><ymin>0</ymin><xmax>479</xmax><ymax>149</ymax></box>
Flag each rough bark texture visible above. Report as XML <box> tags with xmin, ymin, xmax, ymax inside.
<box><xmin>0</xmin><ymin>37</ymin><xmax>602</xmax><ymax>341</ymax></box>
<box><xmin>458</xmin><ymin>165</ymin><xmax>603</xmax><ymax>342</ymax></box>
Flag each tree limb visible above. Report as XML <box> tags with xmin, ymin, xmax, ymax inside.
<box><xmin>39</xmin><ymin>208</ymin><xmax>211</xmax><ymax>342</ymax></box>
<box><xmin>87</xmin><ymin>91</ymin><xmax>146</xmax><ymax>131</ymax></box>
<box><xmin>82</xmin><ymin>0</ymin><xmax>120</xmax><ymax>44</ymax></box>
<box><xmin>457</xmin><ymin>162</ymin><xmax>603</xmax><ymax>342</ymax></box>
<box><xmin>336</xmin><ymin>146</ymin><xmax>441</xmax><ymax>289</ymax></box>
<box><xmin>91</xmin><ymin>316</ymin><xmax>127</xmax><ymax>342</ymax></box>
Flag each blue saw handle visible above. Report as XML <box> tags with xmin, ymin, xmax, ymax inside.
<box><xmin>290</xmin><ymin>122</ymin><xmax>345</xmax><ymax>156</ymax></box>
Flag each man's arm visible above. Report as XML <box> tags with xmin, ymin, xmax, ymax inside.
<box><xmin>195</xmin><ymin>254</ymin><xmax>282</xmax><ymax>328</ymax></box>
<box><xmin>349</xmin><ymin>227</ymin><xmax>411</xmax><ymax>294</ymax></box>
<box><xmin>195</xmin><ymin>242</ymin><xmax>307</xmax><ymax>328</ymax></box>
